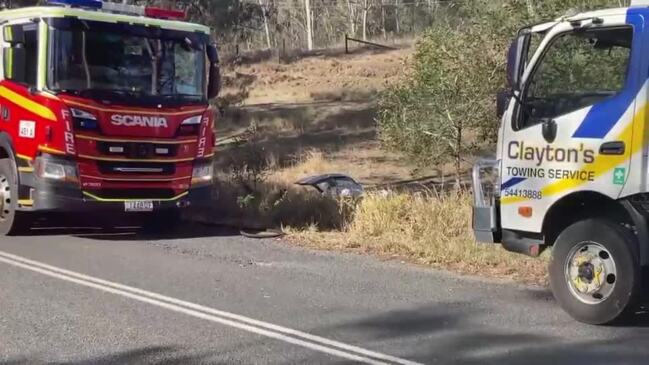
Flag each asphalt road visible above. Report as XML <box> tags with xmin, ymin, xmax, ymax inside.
<box><xmin>1</xmin><ymin>223</ymin><xmax>649</xmax><ymax>365</ymax></box>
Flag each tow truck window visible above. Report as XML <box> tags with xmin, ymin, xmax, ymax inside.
<box><xmin>517</xmin><ymin>27</ymin><xmax>632</xmax><ymax>129</ymax></box>
<box><xmin>4</xmin><ymin>23</ymin><xmax>38</xmax><ymax>87</ymax></box>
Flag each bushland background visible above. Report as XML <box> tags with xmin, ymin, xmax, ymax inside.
<box><xmin>1</xmin><ymin>0</ymin><xmax>631</xmax><ymax>282</ymax></box>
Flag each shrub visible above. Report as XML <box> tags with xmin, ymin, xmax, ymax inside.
<box><xmin>377</xmin><ymin>0</ymin><xmax>629</xmax><ymax>179</ymax></box>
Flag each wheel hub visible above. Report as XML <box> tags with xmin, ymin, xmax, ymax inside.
<box><xmin>565</xmin><ymin>242</ymin><xmax>616</xmax><ymax>304</ymax></box>
<box><xmin>0</xmin><ymin>174</ymin><xmax>11</xmax><ymax>222</ymax></box>
<box><xmin>577</xmin><ymin>262</ymin><xmax>595</xmax><ymax>283</ymax></box>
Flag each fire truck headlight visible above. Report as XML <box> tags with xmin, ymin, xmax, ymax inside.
<box><xmin>179</xmin><ymin>115</ymin><xmax>203</xmax><ymax>136</ymax></box>
<box><xmin>192</xmin><ymin>162</ymin><xmax>213</xmax><ymax>185</ymax></box>
<box><xmin>182</xmin><ymin>116</ymin><xmax>203</xmax><ymax>125</ymax></box>
<box><xmin>35</xmin><ymin>157</ymin><xmax>79</xmax><ymax>183</ymax></box>
<box><xmin>71</xmin><ymin>108</ymin><xmax>99</xmax><ymax>130</ymax></box>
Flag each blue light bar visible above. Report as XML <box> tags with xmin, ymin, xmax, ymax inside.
<box><xmin>46</xmin><ymin>0</ymin><xmax>102</xmax><ymax>9</ymax></box>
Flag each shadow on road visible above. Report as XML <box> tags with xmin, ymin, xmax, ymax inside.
<box><xmin>1</xmin><ymin>346</ymin><xmax>224</xmax><ymax>365</ymax></box>
<box><xmin>22</xmin><ymin>213</ymin><xmax>241</xmax><ymax>242</ymax></box>
<box><xmin>77</xmin><ymin>223</ymin><xmax>241</xmax><ymax>242</ymax></box>
<box><xmin>311</xmin><ymin>301</ymin><xmax>649</xmax><ymax>365</ymax></box>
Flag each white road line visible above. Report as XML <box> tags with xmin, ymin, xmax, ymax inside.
<box><xmin>0</xmin><ymin>251</ymin><xmax>423</xmax><ymax>365</ymax></box>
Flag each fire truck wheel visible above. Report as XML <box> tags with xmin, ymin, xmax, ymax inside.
<box><xmin>549</xmin><ymin>219</ymin><xmax>640</xmax><ymax>325</ymax></box>
<box><xmin>0</xmin><ymin>158</ymin><xmax>30</xmax><ymax>235</ymax></box>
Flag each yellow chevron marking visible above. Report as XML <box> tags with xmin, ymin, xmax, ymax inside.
<box><xmin>502</xmin><ymin>105</ymin><xmax>645</xmax><ymax>205</ymax></box>
<box><xmin>0</xmin><ymin>86</ymin><xmax>56</xmax><ymax>121</ymax></box>
<box><xmin>39</xmin><ymin>145</ymin><xmax>66</xmax><ymax>155</ymax></box>
<box><xmin>75</xmin><ymin>134</ymin><xmax>197</xmax><ymax>145</ymax></box>
<box><xmin>82</xmin><ymin>191</ymin><xmax>189</xmax><ymax>203</ymax></box>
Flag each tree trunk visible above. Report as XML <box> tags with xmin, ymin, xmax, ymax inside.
<box><xmin>258</xmin><ymin>0</ymin><xmax>272</xmax><ymax>49</ymax></box>
<box><xmin>347</xmin><ymin>0</ymin><xmax>356</xmax><ymax>36</ymax></box>
<box><xmin>305</xmin><ymin>0</ymin><xmax>313</xmax><ymax>50</ymax></box>
<box><xmin>395</xmin><ymin>0</ymin><xmax>400</xmax><ymax>34</ymax></box>
<box><xmin>455</xmin><ymin>125</ymin><xmax>462</xmax><ymax>189</ymax></box>
<box><xmin>362</xmin><ymin>0</ymin><xmax>369</xmax><ymax>41</ymax></box>
<box><xmin>381</xmin><ymin>1</ymin><xmax>387</xmax><ymax>39</ymax></box>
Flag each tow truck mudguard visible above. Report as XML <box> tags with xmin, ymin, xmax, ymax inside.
<box><xmin>622</xmin><ymin>199</ymin><xmax>649</xmax><ymax>266</ymax></box>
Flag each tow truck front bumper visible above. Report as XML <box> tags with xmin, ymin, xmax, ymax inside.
<box><xmin>471</xmin><ymin>159</ymin><xmax>501</xmax><ymax>243</ymax></box>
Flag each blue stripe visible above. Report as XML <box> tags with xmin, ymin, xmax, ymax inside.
<box><xmin>572</xmin><ymin>9</ymin><xmax>645</xmax><ymax>139</ymax></box>
<box><xmin>501</xmin><ymin>177</ymin><xmax>526</xmax><ymax>190</ymax></box>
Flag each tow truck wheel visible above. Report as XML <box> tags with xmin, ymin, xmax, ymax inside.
<box><xmin>549</xmin><ymin>219</ymin><xmax>640</xmax><ymax>325</ymax></box>
<box><xmin>0</xmin><ymin>159</ymin><xmax>30</xmax><ymax>235</ymax></box>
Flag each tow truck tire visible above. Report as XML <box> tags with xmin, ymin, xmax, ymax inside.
<box><xmin>549</xmin><ymin>219</ymin><xmax>640</xmax><ymax>325</ymax></box>
<box><xmin>0</xmin><ymin>158</ymin><xmax>30</xmax><ymax>236</ymax></box>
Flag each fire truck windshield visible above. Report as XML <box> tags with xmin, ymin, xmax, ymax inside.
<box><xmin>46</xmin><ymin>18</ymin><xmax>208</xmax><ymax>106</ymax></box>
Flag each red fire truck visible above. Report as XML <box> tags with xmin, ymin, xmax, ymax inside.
<box><xmin>0</xmin><ymin>0</ymin><xmax>220</xmax><ymax>234</ymax></box>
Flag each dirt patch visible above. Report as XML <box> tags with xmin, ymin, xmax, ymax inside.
<box><xmin>220</xmin><ymin>47</ymin><xmax>411</xmax><ymax>105</ymax></box>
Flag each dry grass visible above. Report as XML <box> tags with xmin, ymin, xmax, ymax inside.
<box><xmin>269</xmin><ymin>146</ymin><xmax>425</xmax><ymax>186</ymax></box>
<box><xmin>207</xmin><ymin>47</ymin><xmax>548</xmax><ymax>284</ymax></box>
<box><xmin>290</xmin><ymin>192</ymin><xmax>548</xmax><ymax>284</ymax></box>
<box><xmin>220</xmin><ymin>47</ymin><xmax>412</xmax><ymax>105</ymax></box>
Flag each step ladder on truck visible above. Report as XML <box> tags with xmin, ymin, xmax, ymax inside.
<box><xmin>0</xmin><ymin>0</ymin><xmax>221</xmax><ymax>234</ymax></box>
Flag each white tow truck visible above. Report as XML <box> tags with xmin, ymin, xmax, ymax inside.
<box><xmin>473</xmin><ymin>0</ymin><xmax>649</xmax><ymax>324</ymax></box>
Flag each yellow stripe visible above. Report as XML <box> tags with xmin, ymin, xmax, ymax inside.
<box><xmin>75</xmin><ymin>134</ymin><xmax>198</xmax><ymax>144</ymax></box>
<box><xmin>18</xmin><ymin>167</ymin><xmax>34</xmax><ymax>173</ymax></box>
<box><xmin>38</xmin><ymin>145</ymin><xmax>66</xmax><ymax>155</ymax></box>
<box><xmin>82</xmin><ymin>191</ymin><xmax>189</xmax><ymax>203</ymax></box>
<box><xmin>16</xmin><ymin>154</ymin><xmax>33</xmax><ymax>161</ymax></box>
<box><xmin>502</xmin><ymin>106</ymin><xmax>644</xmax><ymax>205</ymax></box>
<box><xmin>64</xmin><ymin>99</ymin><xmax>205</xmax><ymax>117</ymax></box>
<box><xmin>6</xmin><ymin>48</ymin><xmax>12</xmax><ymax>79</ymax></box>
<box><xmin>37</xmin><ymin>20</ymin><xmax>47</xmax><ymax>89</ymax></box>
<box><xmin>0</xmin><ymin>86</ymin><xmax>56</xmax><ymax>121</ymax></box>
<box><xmin>81</xmin><ymin>175</ymin><xmax>191</xmax><ymax>182</ymax></box>
<box><xmin>78</xmin><ymin>154</ymin><xmax>194</xmax><ymax>163</ymax></box>
<box><xmin>18</xmin><ymin>199</ymin><xmax>33</xmax><ymax>206</ymax></box>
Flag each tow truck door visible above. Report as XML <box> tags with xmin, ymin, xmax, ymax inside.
<box><xmin>499</xmin><ymin>13</ymin><xmax>643</xmax><ymax>233</ymax></box>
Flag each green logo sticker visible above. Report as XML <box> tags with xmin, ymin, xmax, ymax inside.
<box><xmin>614</xmin><ymin>167</ymin><xmax>626</xmax><ymax>185</ymax></box>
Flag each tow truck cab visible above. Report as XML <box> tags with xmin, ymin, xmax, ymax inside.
<box><xmin>473</xmin><ymin>0</ymin><xmax>649</xmax><ymax>324</ymax></box>
<box><xmin>0</xmin><ymin>1</ymin><xmax>220</xmax><ymax>234</ymax></box>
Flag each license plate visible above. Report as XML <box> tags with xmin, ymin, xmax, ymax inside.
<box><xmin>124</xmin><ymin>200</ymin><xmax>154</xmax><ymax>212</ymax></box>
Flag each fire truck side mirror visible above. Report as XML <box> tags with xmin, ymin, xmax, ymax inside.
<box><xmin>207</xmin><ymin>43</ymin><xmax>221</xmax><ymax>99</ymax></box>
<box><xmin>3</xmin><ymin>46</ymin><xmax>26</xmax><ymax>82</ymax></box>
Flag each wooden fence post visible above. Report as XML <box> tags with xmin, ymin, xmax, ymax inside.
<box><xmin>345</xmin><ymin>33</ymin><xmax>349</xmax><ymax>54</ymax></box>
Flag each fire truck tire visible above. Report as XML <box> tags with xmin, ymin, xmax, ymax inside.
<box><xmin>549</xmin><ymin>219</ymin><xmax>640</xmax><ymax>325</ymax></box>
<box><xmin>0</xmin><ymin>158</ymin><xmax>30</xmax><ymax>235</ymax></box>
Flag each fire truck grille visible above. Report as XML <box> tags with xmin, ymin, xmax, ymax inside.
<box><xmin>97</xmin><ymin>141</ymin><xmax>179</xmax><ymax>159</ymax></box>
<box><xmin>97</xmin><ymin>161</ymin><xmax>176</xmax><ymax>175</ymax></box>
<box><xmin>91</xmin><ymin>189</ymin><xmax>178</xmax><ymax>200</ymax></box>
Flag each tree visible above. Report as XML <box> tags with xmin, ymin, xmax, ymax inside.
<box><xmin>377</xmin><ymin>0</ymin><xmax>630</xmax><ymax>183</ymax></box>
<box><xmin>258</xmin><ymin>0</ymin><xmax>272</xmax><ymax>48</ymax></box>
<box><xmin>304</xmin><ymin>0</ymin><xmax>313</xmax><ymax>50</ymax></box>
